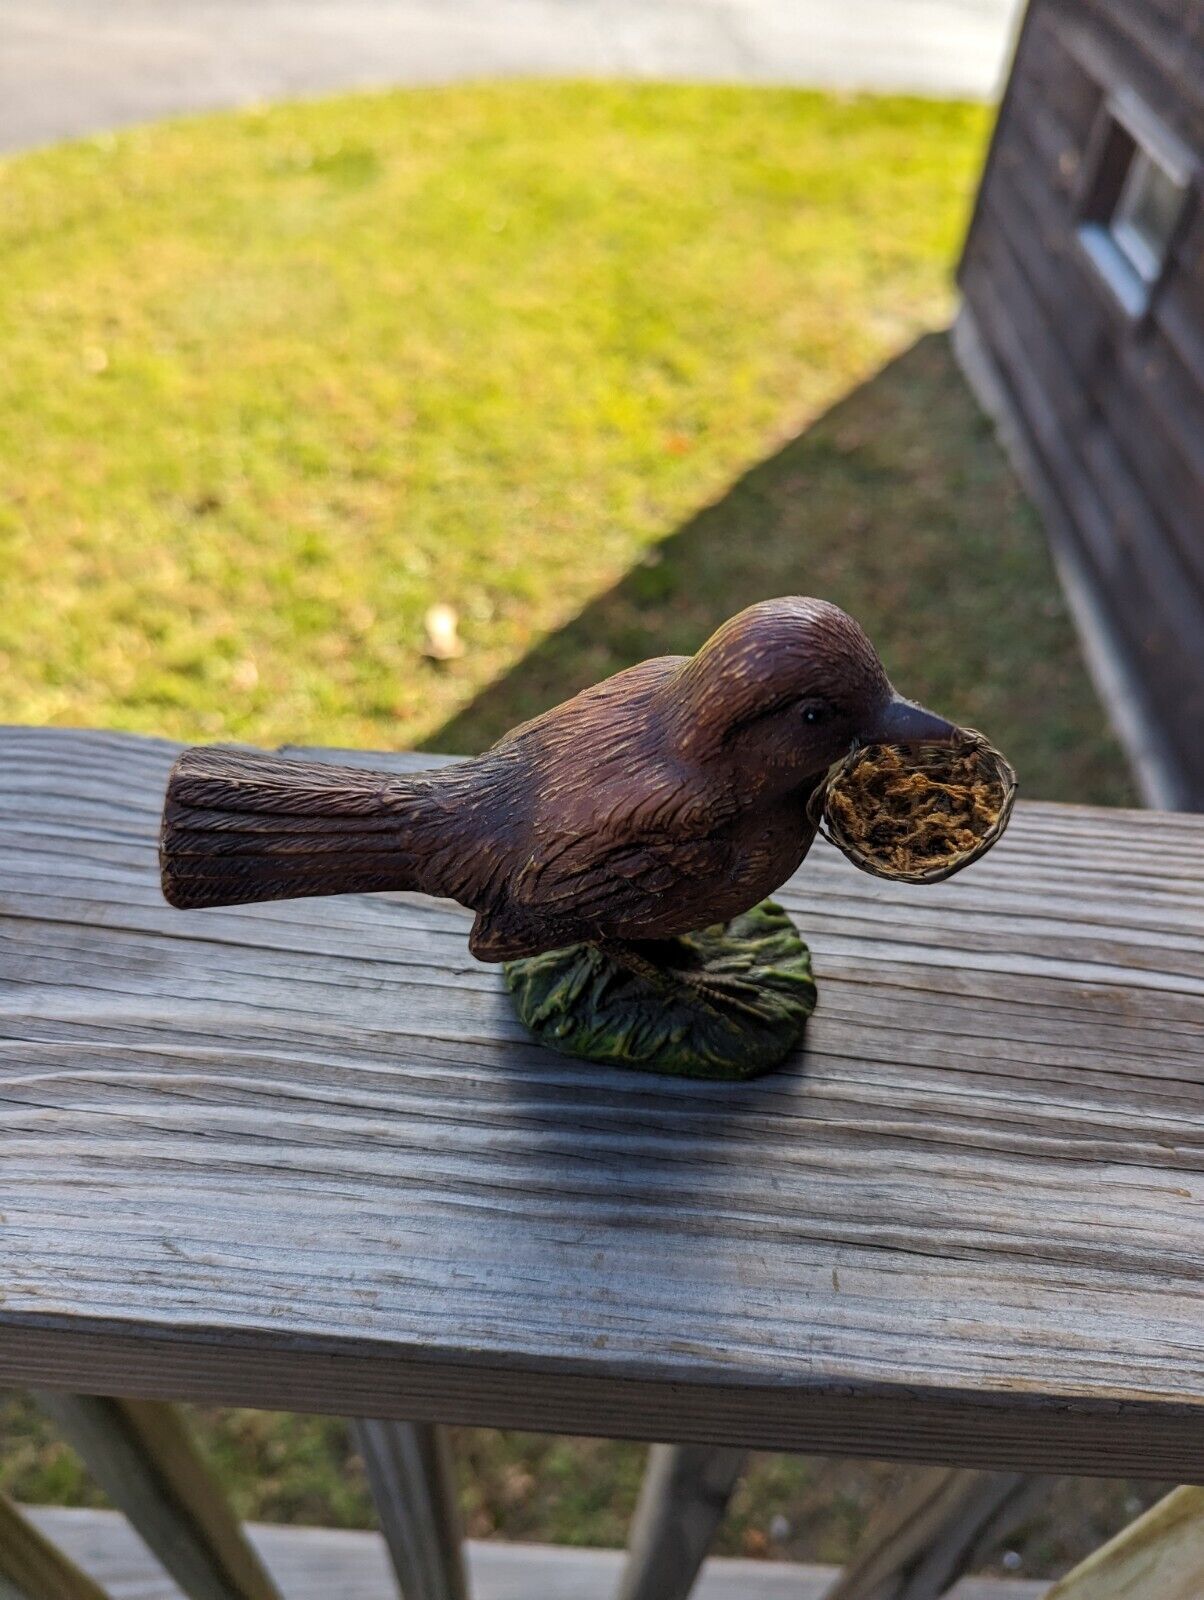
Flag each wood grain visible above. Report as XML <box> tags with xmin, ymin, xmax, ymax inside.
<box><xmin>30</xmin><ymin>1396</ymin><xmax>281</xmax><ymax>1600</ymax></box>
<box><xmin>18</xmin><ymin>1509</ymin><xmax>1052</xmax><ymax>1600</ymax></box>
<box><xmin>828</xmin><ymin>1470</ymin><xmax>1047</xmax><ymax>1600</ymax></box>
<box><xmin>958</xmin><ymin>0</ymin><xmax>1204</xmax><ymax>805</ymax></box>
<box><xmin>2</xmin><ymin>730</ymin><xmax>1203</xmax><ymax>1476</ymax></box>
<box><xmin>616</xmin><ymin>1445</ymin><xmax>746</xmax><ymax>1600</ymax></box>
<box><xmin>351</xmin><ymin>1420</ymin><xmax>467</xmax><ymax>1600</ymax></box>
<box><xmin>1044</xmin><ymin>1486</ymin><xmax>1204</xmax><ymax>1599</ymax></box>
<box><xmin>0</xmin><ymin>1496</ymin><xmax>110</xmax><ymax>1600</ymax></box>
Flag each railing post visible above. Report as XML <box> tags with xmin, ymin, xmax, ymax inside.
<box><xmin>352</xmin><ymin>1420</ymin><xmax>469</xmax><ymax>1600</ymax></box>
<box><xmin>1044</xmin><ymin>1485</ymin><xmax>1204</xmax><ymax>1599</ymax></box>
<box><xmin>827</xmin><ymin>1468</ymin><xmax>1046</xmax><ymax>1600</ymax></box>
<box><xmin>615</xmin><ymin>1443</ymin><xmax>746</xmax><ymax>1600</ymax></box>
<box><xmin>31</xmin><ymin>1394</ymin><xmax>281</xmax><ymax>1600</ymax></box>
<box><xmin>0</xmin><ymin>1493</ymin><xmax>112</xmax><ymax>1600</ymax></box>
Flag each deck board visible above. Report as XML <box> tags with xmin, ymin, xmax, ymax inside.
<box><xmin>22</xmin><ymin>1508</ymin><xmax>1051</xmax><ymax>1600</ymax></box>
<box><xmin>1</xmin><ymin>729</ymin><xmax>1202</xmax><ymax>1476</ymax></box>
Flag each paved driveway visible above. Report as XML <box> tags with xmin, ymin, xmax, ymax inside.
<box><xmin>2</xmin><ymin>0</ymin><xmax>1024</xmax><ymax>152</ymax></box>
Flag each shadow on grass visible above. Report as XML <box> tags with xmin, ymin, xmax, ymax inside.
<box><xmin>427</xmin><ymin>332</ymin><xmax>1132</xmax><ymax>806</ymax></box>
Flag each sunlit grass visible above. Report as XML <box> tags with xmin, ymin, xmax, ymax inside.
<box><xmin>2</xmin><ymin>85</ymin><xmax>992</xmax><ymax>736</ymax></box>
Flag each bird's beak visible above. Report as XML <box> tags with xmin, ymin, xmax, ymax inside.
<box><xmin>866</xmin><ymin>694</ymin><xmax>959</xmax><ymax>746</ymax></box>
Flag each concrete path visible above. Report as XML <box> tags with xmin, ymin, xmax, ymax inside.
<box><xmin>2</xmin><ymin>0</ymin><xmax>1023</xmax><ymax>153</ymax></box>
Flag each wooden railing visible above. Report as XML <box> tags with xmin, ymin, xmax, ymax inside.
<box><xmin>1</xmin><ymin>729</ymin><xmax>1202</xmax><ymax>1599</ymax></box>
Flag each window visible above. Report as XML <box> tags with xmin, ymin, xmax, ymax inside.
<box><xmin>1110</xmin><ymin>147</ymin><xmax>1188</xmax><ymax>283</ymax></box>
<box><xmin>1077</xmin><ymin>90</ymin><xmax>1193</xmax><ymax>317</ymax></box>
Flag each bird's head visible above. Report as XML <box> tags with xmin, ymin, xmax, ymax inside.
<box><xmin>670</xmin><ymin>598</ymin><xmax>956</xmax><ymax>793</ymax></box>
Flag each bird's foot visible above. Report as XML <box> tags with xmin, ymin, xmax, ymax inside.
<box><xmin>597</xmin><ymin>939</ymin><xmax>770</xmax><ymax>1022</ymax></box>
<box><xmin>676</xmin><ymin>966</ymin><xmax>768</xmax><ymax>1021</ymax></box>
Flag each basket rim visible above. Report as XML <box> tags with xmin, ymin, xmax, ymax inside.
<box><xmin>809</xmin><ymin>729</ymin><xmax>1018</xmax><ymax>885</ymax></box>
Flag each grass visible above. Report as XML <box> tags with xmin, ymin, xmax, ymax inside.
<box><xmin>0</xmin><ymin>78</ymin><xmax>1140</xmax><ymax>1583</ymax></box>
<box><xmin>434</xmin><ymin>327</ymin><xmax>1132</xmax><ymax>804</ymax></box>
<box><xmin>0</xmin><ymin>81</ymin><xmax>1130</xmax><ymax>799</ymax></box>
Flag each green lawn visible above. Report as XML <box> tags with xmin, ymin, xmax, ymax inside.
<box><xmin>0</xmin><ymin>81</ymin><xmax>1129</xmax><ymax>799</ymax></box>
<box><xmin>0</xmin><ymin>79</ymin><xmax>1139</xmax><ymax>1584</ymax></box>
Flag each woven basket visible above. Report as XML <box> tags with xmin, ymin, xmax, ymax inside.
<box><xmin>809</xmin><ymin>729</ymin><xmax>1018</xmax><ymax>885</ymax></box>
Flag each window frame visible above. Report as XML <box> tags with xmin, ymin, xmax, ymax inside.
<box><xmin>1075</xmin><ymin>87</ymin><xmax>1195</xmax><ymax>320</ymax></box>
<box><xmin>1109</xmin><ymin>146</ymin><xmax>1186</xmax><ymax>284</ymax></box>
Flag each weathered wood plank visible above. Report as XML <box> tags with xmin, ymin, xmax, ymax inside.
<box><xmin>827</xmin><ymin>1469</ymin><xmax>1047</xmax><ymax>1600</ymax></box>
<box><xmin>1</xmin><ymin>730</ymin><xmax>1203</xmax><ymax>1476</ymax></box>
<box><xmin>351</xmin><ymin>1420</ymin><xmax>468</xmax><ymax>1600</ymax></box>
<box><xmin>0</xmin><ymin>1496</ymin><xmax>111</xmax><ymax>1600</ymax></box>
<box><xmin>988</xmin><ymin>100</ymin><xmax>1204</xmax><ymax>580</ymax></box>
<box><xmin>31</xmin><ymin>1396</ymin><xmax>281</xmax><ymax>1600</ymax></box>
<box><xmin>616</xmin><ymin>1445</ymin><xmax>746</xmax><ymax>1600</ymax></box>
<box><xmin>18</xmin><ymin>1508</ymin><xmax>1052</xmax><ymax>1600</ymax></box>
<box><xmin>1011</xmin><ymin>14</ymin><xmax>1102</xmax><ymax>156</ymax></box>
<box><xmin>1055</xmin><ymin>2</ymin><xmax>1204</xmax><ymax>125</ymax></box>
<box><xmin>1080</xmin><ymin>0</ymin><xmax>1204</xmax><ymax>122</ymax></box>
<box><xmin>1044</xmin><ymin>1485</ymin><xmax>1204</xmax><ymax>1599</ymax></box>
<box><xmin>1157</xmin><ymin>277</ymin><xmax>1204</xmax><ymax>399</ymax></box>
<box><xmin>961</xmin><ymin>212</ymin><xmax>1204</xmax><ymax>780</ymax></box>
<box><xmin>953</xmin><ymin>301</ymin><xmax>1192</xmax><ymax>815</ymax></box>
<box><xmin>959</xmin><ymin>0</ymin><xmax>1204</xmax><ymax>809</ymax></box>
<box><xmin>964</xmin><ymin>226</ymin><xmax>1192</xmax><ymax>631</ymax></box>
<box><xmin>978</xmin><ymin>111</ymin><xmax>1204</xmax><ymax>552</ymax></box>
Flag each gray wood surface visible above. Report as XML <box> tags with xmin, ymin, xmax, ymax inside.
<box><xmin>32</xmin><ymin>1396</ymin><xmax>281</xmax><ymax>1600</ymax></box>
<box><xmin>959</xmin><ymin>0</ymin><xmax>1204</xmax><ymax>807</ymax></box>
<box><xmin>828</xmin><ymin>1469</ymin><xmax>1047</xmax><ymax>1600</ymax></box>
<box><xmin>19</xmin><ymin>1509</ymin><xmax>1051</xmax><ymax>1600</ymax></box>
<box><xmin>1</xmin><ymin>729</ymin><xmax>1203</xmax><ymax>1476</ymax></box>
<box><xmin>617</xmin><ymin>1444</ymin><xmax>746</xmax><ymax>1600</ymax></box>
<box><xmin>0</xmin><ymin>1496</ymin><xmax>111</xmax><ymax>1600</ymax></box>
<box><xmin>352</xmin><ymin>1420</ymin><xmax>468</xmax><ymax>1600</ymax></box>
<box><xmin>1044</xmin><ymin>1485</ymin><xmax>1204</xmax><ymax>1600</ymax></box>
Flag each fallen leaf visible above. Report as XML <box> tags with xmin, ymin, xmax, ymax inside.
<box><xmin>423</xmin><ymin>602</ymin><xmax>465</xmax><ymax>660</ymax></box>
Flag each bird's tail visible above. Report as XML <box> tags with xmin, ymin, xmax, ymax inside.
<box><xmin>160</xmin><ymin>745</ymin><xmax>436</xmax><ymax>910</ymax></box>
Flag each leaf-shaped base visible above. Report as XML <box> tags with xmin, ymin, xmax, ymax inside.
<box><xmin>503</xmin><ymin>900</ymin><xmax>816</xmax><ymax>1080</ymax></box>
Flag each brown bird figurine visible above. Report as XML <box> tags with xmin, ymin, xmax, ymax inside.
<box><xmin>161</xmin><ymin>598</ymin><xmax>954</xmax><ymax>984</ymax></box>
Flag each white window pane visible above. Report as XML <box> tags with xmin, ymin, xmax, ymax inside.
<box><xmin>1110</xmin><ymin>146</ymin><xmax>1187</xmax><ymax>284</ymax></box>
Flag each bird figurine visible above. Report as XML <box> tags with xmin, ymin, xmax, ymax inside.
<box><xmin>161</xmin><ymin>598</ymin><xmax>958</xmax><ymax>1077</ymax></box>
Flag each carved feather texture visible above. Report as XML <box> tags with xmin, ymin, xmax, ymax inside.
<box><xmin>160</xmin><ymin>746</ymin><xmax>476</xmax><ymax>909</ymax></box>
<box><xmin>160</xmin><ymin>599</ymin><xmax>902</xmax><ymax>959</ymax></box>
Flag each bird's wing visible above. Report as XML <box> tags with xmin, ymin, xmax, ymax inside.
<box><xmin>509</xmin><ymin>779</ymin><xmax>735</xmax><ymax>924</ymax></box>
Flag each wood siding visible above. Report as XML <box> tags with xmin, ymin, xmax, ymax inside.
<box><xmin>959</xmin><ymin>0</ymin><xmax>1204</xmax><ymax>806</ymax></box>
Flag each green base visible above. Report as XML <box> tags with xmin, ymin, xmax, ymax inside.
<box><xmin>502</xmin><ymin>900</ymin><xmax>816</xmax><ymax>1080</ymax></box>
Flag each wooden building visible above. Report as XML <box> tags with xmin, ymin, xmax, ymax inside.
<box><xmin>957</xmin><ymin>0</ymin><xmax>1204</xmax><ymax>809</ymax></box>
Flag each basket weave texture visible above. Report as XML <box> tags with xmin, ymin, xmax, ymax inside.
<box><xmin>811</xmin><ymin>730</ymin><xmax>1018</xmax><ymax>885</ymax></box>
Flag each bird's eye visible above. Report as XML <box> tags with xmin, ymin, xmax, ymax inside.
<box><xmin>801</xmin><ymin>702</ymin><xmax>831</xmax><ymax>726</ymax></box>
